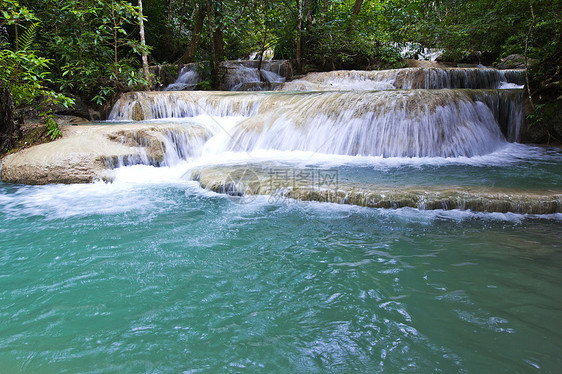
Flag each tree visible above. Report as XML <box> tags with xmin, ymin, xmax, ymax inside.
<box><xmin>295</xmin><ymin>0</ymin><xmax>302</xmax><ymax>72</ymax></box>
<box><xmin>176</xmin><ymin>2</ymin><xmax>207</xmax><ymax>64</ymax></box>
<box><xmin>138</xmin><ymin>0</ymin><xmax>149</xmax><ymax>81</ymax></box>
<box><xmin>0</xmin><ymin>77</ymin><xmax>15</xmax><ymax>153</ymax></box>
<box><xmin>0</xmin><ymin>22</ymin><xmax>15</xmax><ymax>152</ymax></box>
<box><xmin>18</xmin><ymin>0</ymin><xmax>150</xmax><ymax>106</ymax></box>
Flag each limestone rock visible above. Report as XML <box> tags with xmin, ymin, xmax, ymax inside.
<box><xmin>190</xmin><ymin>164</ymin><xmax>562</xmax><ymax>214</ymax></box>
<box><xmin>0</xmin><ymin>123</ymin><xmax>208</xmax><ymax>184</ymax></box>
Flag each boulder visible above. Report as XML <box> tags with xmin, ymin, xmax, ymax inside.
<box><xmin>496</xmin><ymin>54</ymin><xmax>534</xmax><ymax>69</ymax></box>
<box><xmin>0</xmin><ymin>123</ymin><xmax>208</xmax><ymax>184</ymax></box>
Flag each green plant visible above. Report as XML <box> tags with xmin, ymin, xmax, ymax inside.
<box><xmin>45</xmin><ymin>115</ymin><xmax>62</xmax><ymax>139</ymax></box>
<box><xmin>1</xmin><ymin>0</ymin><xmax>73</xmax><ymax>141</ymax></box>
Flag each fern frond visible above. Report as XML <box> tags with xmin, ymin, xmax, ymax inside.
<box><xmin>18</xmin><ymin>22</ymin><xmax>39</xmax><ymax>51</ymax></box>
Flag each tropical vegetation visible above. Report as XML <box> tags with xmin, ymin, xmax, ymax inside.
<box><xmin>0</xmin><ymin>0</ymin><xmax>560</xmax><ymax>151</ymax></box>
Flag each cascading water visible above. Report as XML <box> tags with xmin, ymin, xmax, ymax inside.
<box><xmin>105</xmin><ymin>66</ymin><xmax>538</xmax><ymax>208</ymax></box>
<box><xmin>109</xmin><ymin>89</ymin><xmax>521</xmax><ymax>158</ymax></box>
<box><xmin>280</xmin><ymin>68</ymin><xmax>525</xmax><ymax>91</ymax></box>
<box><xmin>225</xmin><ymin>91</ymin><xmax>507</xmax><ymax>157</ymax></box>
<box><xmin>221</xmin><ymin>60</ymin><xmax>287</xmax><ymax>91</ymax></box>
<box><xmin>2</xmin><ymin>65</ymin><xmax>562</xmax><ymax>374</ymax></box>
<box><xmin>164</xmin><ymin>65</ymin><xmax>201</xmax><ymax>91</ymax></box>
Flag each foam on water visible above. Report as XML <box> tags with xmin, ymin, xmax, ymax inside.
<box><xmin>2</xmin><ymin>143</ymin><xmax>559</xmax><ymax>221</ymax></box>
<box><xmin>0</xmin><ymin>165</ymin><xmax>199</xmax><ymax>220</ymax></box>
<box><xmin>1</xmin><ymin>162</ymin><xmax>560</xmax><ymax>234</ymax></box>
<box><xmin>498</xmin><ymin>81</ymin><xmax>524</xmax><ymax>89</ymax></box>
<box><xmin>180</xmin><ymin>143</ymin><xmax>556</xmax><ymax>170</ymax></box>
<box><xmin>291</xmin><ymin>201</ymin><xmax>562</xmax><ymax>223</ymax></box>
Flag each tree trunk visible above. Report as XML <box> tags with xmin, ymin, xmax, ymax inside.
<box><xmin>213</xmin><ymin>2</ymin><xmax>224</xmax><ymax>63</ymax></box>
<box><xmin>176</xmin><ymin>3</ymin><xmax>207</xmax><ymax>64</ymax></box>
<box><xmin>304</xmin><ymin>0</ymin><xmax>312</xmax><ymax>29</ymax></box>
<box><xmin>257</xmin><ymin>25</ymin><xmax>267</xmax><ymax>72</ymax></box>
<box><xmin>352</xmin><ymin>0</ymin><xmax>363</xmax><ymax>16</ymax></box>
<box><xmin>0</xmin><ymin>81</ymin><xmax>15</xmax><ymax>154</ymax></box>
<box><xmin>167</xmin><ymin>0</ymin><xmax>173</xmax><ymax>22</ymax></box>
<box><xmin>207</xmin><ymin>1</ymin><xmax>219</xmax><ymax>89</ymax></box>
<box><xmin>257</xmin><ymin>1</ymin><xmax>269</xmax><ymax>72</ymax></box>
<box><xmin>138</xmin><ymin>0</ymin><xmax>150</xmax><ymax>81</ymax></box>
<box><xmin>525</xmin><ymin>0</ymin><xmax>537</xmax><ymax>110</ymax></box>
<box><xmin>296</xmin><ymin>0</ymin><xmax>302</xmax><ymax>73</ymax></box>
<box><xmin>321</xmin><ymin>0</ymin><xmax>328</xmax><ymax>21</ymax></box>
<box><xmin>350</xmin><ymin>0</ymin><xmax>363</xmax><ymax>30</ymax></box>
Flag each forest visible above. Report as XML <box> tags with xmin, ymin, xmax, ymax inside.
<box><xmin>1</xmin><ymin>0</ymin><xmax>561</xmax><ymax>153</ymax></box>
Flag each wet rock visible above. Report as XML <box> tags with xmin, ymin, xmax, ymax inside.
<box><xmin>0</xmin><ymin>123</ymin><xmax>208</xmax><ymax>184</ymax></box>
<box><xmin>218</xmin><ymin>60</ymin><xmax>292</xmax><ymax>91</ymax></box>
<box><xmin>55</xmin><ymin>115</ymin><xmax>91</xmax><ymax>125</ymax></box>
<box><xmin>190</xmin><ymin>165</ymin><xmax>562</xmax><ymax>214</ymax></box>
<box><xmin>496</xmin><ymin>54</ymin><xmax>534</xmax><ymax>69</ymax></box>
<box><xmin>131</xmin><ymin>102</ymin><xmax>145</xmax><ymax>121</ymax></box>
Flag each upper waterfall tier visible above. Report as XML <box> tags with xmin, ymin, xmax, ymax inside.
<box><xmin>220</xmin><ymin>60</ymin><xmax>289</xmax><ymax>91</ymax></box>
<box><xmin>109</xmin><ymin>89</ymin><xmax>523</xmax><ymax>157</ymax></box>
<box><xmin>280</xmin><ymin>68</ymin><xmax>525</xmax><ymax>91</ymax></box>
<box><xmin>165</xmin><ymin>65</ymin><xmax>201</xmax><ymax>91</ymax></box>
<box><xmin>160</xmin><ymin>60</ymin><xmax>291</xmax><ymax>91</ymax></box>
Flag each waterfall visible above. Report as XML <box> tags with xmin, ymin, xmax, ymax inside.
<box><xmin>280</xmin><ymin>68</ymin><xmax>525</xmax><ymax>91</ymax></box>
<box><xmin>220</xmin><ymin>60</ymin><xmax>287</xmax><ymax>91</ymax></box>
<box><xmin>159</xmin><ymin>129</ymin><xmax>208</xmax><ymax>166</ymax></box>
<box><xmin>165</xmin><ymin>65</ymin><xmax>201</xmax><ymax>91</ymax></box>
<box><xmin>109</xmin><ymin>92</ymin><xmax>265</xmax><ymax>121</ymax></box>
<box><xmin>101</xmin><ymin>124</ymin><xmax>213</xmax><ymax>168</ymax></box>
<box><xmin>108</xmin><ymin>67</ymin><xmax>525</xmax><ymax>160</ymax></box>
<box><xmin>225</xmin><ymin>90</ymin><xmax>508</xmax><ymax>157</ymax></box>
<box><xmin>109</xmin><ymin>89</ymin><xmax>521</xmax><ymax>158</ymax></box>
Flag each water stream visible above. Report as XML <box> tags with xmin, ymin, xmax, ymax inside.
<box><xmin>1</xmin><ymin>67</ymin><xmax>561</xmax><ymax>372</ymax></box>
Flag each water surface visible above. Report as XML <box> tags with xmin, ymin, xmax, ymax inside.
<box><xmin>1</xmin><ymin>171</ymin><xmax>561</xmax><ymax>373</ymax></box>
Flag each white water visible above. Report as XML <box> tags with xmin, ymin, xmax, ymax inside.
<box><xmin>227</xmin><ymin>94</ymin><xmax>505</xmax><ymax>157</ymax></box>
<box><xmin>398</xmin><ymin>43</ymin><xmax>443</xmax><ymax>61</ymax></box>
<box><xmin>165</xmin><ymin>66</ymin><xmax>201</xmax><ymax>91</ymax></box>
<box><xmin>3</xmin><ymin>168</ymin><xmax>560</xmax><ymax>222</ymax></box>
<box><xmin>223</xmin><ymin>62</ymin><xmax>286</xmax><ymax>91</ymax></box>
<box><xmin>280</xmin><ymin>68</ymin><xmax>525</xmax><ymax>91</ymax></box>
<box><xmin>102</xmin><ymin>66</ymin><xmax>535</xmax><ymax>189</ymax></box>
<box><xmin>109</xmin><ymin>89</ymin><xmax>520</xmax><ymax>158</ymax></box>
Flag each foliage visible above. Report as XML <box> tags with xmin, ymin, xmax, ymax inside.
<box><xmin>296</xmin><ymin>0</ymin><xmax>403</xmax><ymax>70</ymax></box>
<box><xmin>1</xmin><ymin>0</ymin><xmax>73</xmax><ymax>139</ymax></box>
<box><xmin>0</xmin><ymin>0</ymin><xmax>560</xmax><ymax>142</ymax></box>
<box><xmin>13</xmin><ymin>0</ymin><xmax>152</xmax><ymax>107</ymax></box>
<box><xmin>381</xmin><ymin>0</ymin><xmax>560</xmax><ymax>64</ymax></box>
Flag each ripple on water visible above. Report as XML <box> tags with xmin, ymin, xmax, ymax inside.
<box><xmin>0</xmin><ymin>161</ymin><xmax>561</xmax><ymax>372</ymax></box>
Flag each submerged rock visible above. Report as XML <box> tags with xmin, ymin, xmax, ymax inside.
<box><xmin>190</xmin><ymin>165</ymin><xmax>562</xmax><ymax>214</ymax></box>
